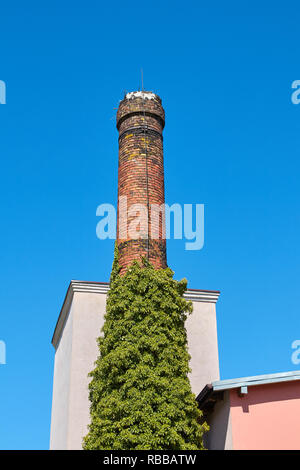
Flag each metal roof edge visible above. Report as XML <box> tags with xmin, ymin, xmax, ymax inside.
<box><xmin>212</xmin><ymin>370</ymin><xmax>300</xmax><ymax>391</ymax></box>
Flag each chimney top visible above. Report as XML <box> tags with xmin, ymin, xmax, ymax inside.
<box><xmin>124</xmin><ymin>90</ymin><xmax>162</xmax><ymax>103</ymax></box>
<box><xmin>117</xmin><ymin>90</ymin><xmax>165</xmax><ymax>131</ymax></box>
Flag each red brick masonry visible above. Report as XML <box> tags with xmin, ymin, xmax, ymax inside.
<box><xmin>116</xmin><ymin>91</ymin><xmax>167</xmax><ymax>272</ymax></box>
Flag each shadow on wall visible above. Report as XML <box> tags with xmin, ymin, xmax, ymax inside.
<box><xmin>230</xmin><ymin>381</ymin><xmax>300</xmax><ymax>413</ymax></box>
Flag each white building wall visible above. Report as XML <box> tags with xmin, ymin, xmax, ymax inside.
<box><xmin>50</xmin><ymin>281</ymin><xmax>220</xmax><ymax>450</ymax></box>
<box><xmin>49</xmin><ymin>298</ymin><xmax>73</xmax><ymax>450</ymax></box>
<box><xmin>204</xmin><ymin>391</ymin><xmax>233</xmax><ymax>450</ymax></box>
<box><xmin>186</xmin><ymin>300</ymin><xmax>220</xmax><ymax>394</ymax></box>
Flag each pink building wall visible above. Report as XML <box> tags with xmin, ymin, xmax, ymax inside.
<box><xmin>229</xmin><ymin>381</ymin><xmax>300</xmax><ymax>450</ymax></box>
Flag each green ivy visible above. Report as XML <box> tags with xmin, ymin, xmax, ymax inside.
<box><xmin>83</xmin><ymin>246</ymin><xmax>208</xmax><ymax>450</ymax></box>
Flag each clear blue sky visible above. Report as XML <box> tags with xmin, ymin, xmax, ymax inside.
<box><xmin>1</xmin><ymin>0</ymin><xmax>300</xmax><ymax>449</ymax></box>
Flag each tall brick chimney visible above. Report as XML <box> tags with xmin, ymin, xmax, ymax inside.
<box><xmin>116</xmin><ymin>91</ymin><xmax>167</xmax><ymax>272</ymax></box>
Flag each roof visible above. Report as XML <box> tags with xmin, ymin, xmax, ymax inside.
<box><xmin>212</xmin><ymin>370</ymin><xmax>300</xmax><ymax>391</ymax></box>
<box><xmin>197</xmin><ymin>370</ymin><xmax>300</xmax><ymax>412</ymax></box>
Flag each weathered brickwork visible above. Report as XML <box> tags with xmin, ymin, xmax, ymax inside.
<box><xmin>116</xmin><ymin>92</ymin><xmax>167</xmax><ymax>272</ymax></box>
